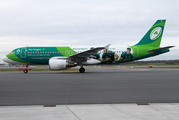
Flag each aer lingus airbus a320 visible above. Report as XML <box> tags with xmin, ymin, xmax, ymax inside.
<box><xmin>2</xmin><ymin>20</ymin><xmax>174</xmax><ymax>73</ymax></box>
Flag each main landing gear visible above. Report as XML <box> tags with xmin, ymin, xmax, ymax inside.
<box><xmin>79</xmin><ymin>67</ymin><xmax>85</xmax><ymax>73</ymax></box>
<box><xmin>23</xmin><ymin>64</ymin><xmax>28</xmax><ymax>74</ymax></box>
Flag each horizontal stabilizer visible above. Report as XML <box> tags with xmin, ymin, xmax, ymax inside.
<box><xmin>148</xmin><ymin>46</ymin><xmax>175</xmax><ymax>53</ymax></box>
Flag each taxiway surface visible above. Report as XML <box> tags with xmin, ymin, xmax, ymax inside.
<box><xmin>0</xmin><ymin>67</ymin><xmax>178</xmax><ymax>105</ymax></box>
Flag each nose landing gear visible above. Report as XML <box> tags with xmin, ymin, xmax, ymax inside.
<box><xmin>23</xmin><ymin>69</ymin><xmax>28</xmax><ymax>73</ymax></box>
<box><xmin>23</xmin><ymin>64</ymin><xmax>28</xmax><ymax>74</ymax></box>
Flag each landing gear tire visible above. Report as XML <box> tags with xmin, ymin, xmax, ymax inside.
<box><xmin>23</xmin><ymin>64</ymin><xmax>29</xmax><ymax>74</ymax></box>
<box><xmin>24</xmin><ymin>69</ymin><xmax>28</xmax><ymax>74</ymax></box>
<box><xmin>79</xmin><ymin>67</ymin><xmax>85</xmax><ymax>73</ymax></box>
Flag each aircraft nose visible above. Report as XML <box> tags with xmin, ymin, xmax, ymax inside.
<box><xmin>2</xmin><ymin>55</ymin><xmax>8</xmax><ymax>63</ymax></box>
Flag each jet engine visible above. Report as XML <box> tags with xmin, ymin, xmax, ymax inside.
<box><xmin>49</xmin><ymin>58</ymin><xmax>76</xmax><ymax>70</ymax></box>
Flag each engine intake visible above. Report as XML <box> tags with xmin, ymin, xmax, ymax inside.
<box><xmin>49</xmin><ymin>58</ymin><xmax>76</xmax><ymax>70</ymax></box>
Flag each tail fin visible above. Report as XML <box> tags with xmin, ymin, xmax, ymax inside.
<box><xmin>136</xmin><ymin>20</ymin><xmax>166</xmax><ymax>47</ymax></box>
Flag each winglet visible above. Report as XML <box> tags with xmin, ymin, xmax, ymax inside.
<box><xmin>104</xmin><ymin>44</ymin><xmax>111</xmax><ymax>50</ymax></box>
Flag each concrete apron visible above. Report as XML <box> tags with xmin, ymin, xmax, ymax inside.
<box><xmin>0</xmin><ymin>103</ymin><xmax>179</xmax><ymax>120</ymax></box>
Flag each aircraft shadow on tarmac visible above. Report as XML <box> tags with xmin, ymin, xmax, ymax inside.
<box><xmin>16</xmin><ymin>69</ymin><xmax>155</xmax><ymax>74</ymax></box>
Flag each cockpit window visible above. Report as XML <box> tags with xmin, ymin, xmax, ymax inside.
<box><xmin>10</xmin><ymin>51</ymin><xmax>15</xmax><ymax>54</ymax></box>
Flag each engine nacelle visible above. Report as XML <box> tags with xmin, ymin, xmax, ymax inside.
<box><xmin>49</xmin><ymin>58</ymin><xmax>76</xmax><ymax>70</ymax></box>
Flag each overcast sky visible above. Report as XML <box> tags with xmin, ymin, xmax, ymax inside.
<box><xmin>0</xmin><ymin>0</ymin><xmax>179</xmax><ymax>63</ymax></box>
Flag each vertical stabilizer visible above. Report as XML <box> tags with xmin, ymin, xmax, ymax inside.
<box><xmin>135</xmin><ymin>20</ymin><xmax>166</xmax><ymax>47</ymax></box>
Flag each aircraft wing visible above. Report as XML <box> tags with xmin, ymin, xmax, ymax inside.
<box><xmin>148</xmin><ymin>46</ymin><xmax>175</xmax><ymax>53</ymax></box>
<box><xmin>68</xmin><ymin>44</ymin><xmax>110</xmax><ymax>60</ymax></box>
